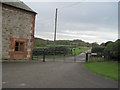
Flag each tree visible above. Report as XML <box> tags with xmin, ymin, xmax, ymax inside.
<box><xmin>91</xmin><ymin>42</ymin><xmax>99</xmax><ymax>47</ymax></box>
<box><xmin>104</xmin><ymin>39</ymin><xmax>120</xmax><ymax>60</ymax></box>
<box><xmin>100</xmin><ymin>43</ymin><xmax>105</xmax><ymax>46</ymax></box>
<box><xmin>92</xmin><ymin>46</ymin><xmax>105</xmax><ymax>57</ymax></box>
<box><xmin>104</xmin><ymin>41</ymin><xmax>113</xmax><ymax>46</ymax></box>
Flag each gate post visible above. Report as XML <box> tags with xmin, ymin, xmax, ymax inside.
<box><xmin>43</xmin><ymin>49</ymin><xmax>45</xmax><ymax>62</ymax></box>
<box><xmin>74</xmin><ymin>54</ymin><xmax>76</xmax><ymax>63</ymax></box>
<box><xmin>86</xmin><ymin>53</ymin><xmax>88</xmax><ymax>62</ymax></box>
<box><xmin>37</xmin><ymin>51</ymin><xmax>38</xmax><ymax>60</ymax></box>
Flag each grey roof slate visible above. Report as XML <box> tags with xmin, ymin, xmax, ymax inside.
<box><xmin>1</xmin><ymin>0</ymin><xmax>37</xmax><ymax>14</ymax></box>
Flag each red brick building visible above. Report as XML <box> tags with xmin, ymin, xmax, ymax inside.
<box><xmin>2</xmin><ymin>1</ymin><xmax>37</xmax><ymax>60</ymax></box>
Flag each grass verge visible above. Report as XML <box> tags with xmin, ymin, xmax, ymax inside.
<box><xmin>84</xmin><ymin>62</ymin><xmax>119</xmax><ymax>81</ymax></box>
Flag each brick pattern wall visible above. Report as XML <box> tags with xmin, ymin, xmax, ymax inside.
<box><xmin>2</xmin><ymin>4</ymin><xmax>36</xmax><ymax>60</ymax></box>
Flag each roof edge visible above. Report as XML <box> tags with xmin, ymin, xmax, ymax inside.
<box><xmin>2</xmin><ymin>2</ymin><xmax>37</xmax><ymax>14</ymax></box>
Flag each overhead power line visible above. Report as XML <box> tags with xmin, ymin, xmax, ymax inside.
<box><xmin>38</xmin><ymin>2</ymin><xmax>81</xmax><ymax>23</ymax></box>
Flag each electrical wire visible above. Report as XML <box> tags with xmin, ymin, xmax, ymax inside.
<box><xmin>38</xmin><ymin>2</ymin><xmax>82</xmax><ymax>23</ymax></box>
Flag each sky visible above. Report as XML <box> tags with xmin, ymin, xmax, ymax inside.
<box><xmin>21</xmin><ymin>0</ymin><xmax>118</xmax><ymax>44</ymax></box>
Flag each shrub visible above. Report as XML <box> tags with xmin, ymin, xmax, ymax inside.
<box><xmin>33</xmin><ymin>46</ymin><xmax>71</xmax><ymax>56</ymax></box>
<box><xmin>89</xmin><ymin>57</ymin><xmax>104</xmax><ymax>62</ymax></box>
<box><xmin>92</xmin><ymin>46</ymin><xmax>105</xmax><ymax>57</ymax></box>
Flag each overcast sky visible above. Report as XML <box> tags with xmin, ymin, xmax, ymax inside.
<box><xmin>21</xmin><ymin>0</ymin><xmax>118</xmax><ymax>44</ymax></box>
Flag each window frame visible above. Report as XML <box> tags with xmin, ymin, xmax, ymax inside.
<box><xmin>14</xmin><ymin>41</ymin><xmax>25</xmax><ymax>52</ymax></box>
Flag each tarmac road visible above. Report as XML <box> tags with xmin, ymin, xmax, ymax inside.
<box><xmin>2</xmin><ymin>52</ymin><xmax>118</xmax><ymax>88</ymax></box>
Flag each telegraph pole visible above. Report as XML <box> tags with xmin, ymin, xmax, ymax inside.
<box><xmin>53</xmin><ymin>8</ymin><xmax>58</xmax><ymax>61</ymax></box>
<box><xmin>54</xmin><ymin>8</ymin><xmax>58</xmax><ymax>44</ymax></box>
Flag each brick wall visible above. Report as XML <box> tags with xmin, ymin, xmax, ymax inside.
<box><xmin>2</xmin><ymin>4</ymin><xmax>36</xmax><ymax>60</ymax></box>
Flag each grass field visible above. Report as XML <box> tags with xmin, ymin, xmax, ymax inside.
<box><xmin>35</xmin><ymin>46</ymin><xmax>48</xmax><ymax>49</ymax></box>
<box><xmin>85</xmin><ymin>62</ymin><xmax>119</xmax><ymax>81</ymax></box>
<box><xmin>49</xmin><ymin>45</ymin><xmax>73</xmax><ymax>47</ymax></box>
<box><xmin>72</xmin><ymin>47</ymin><xmax>89</xmax><ymax>55</ymax></box>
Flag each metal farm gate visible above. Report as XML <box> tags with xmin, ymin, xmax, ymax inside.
<box><xmin>32</xmin><ymin>48</ymin><xmax>88</xmax><ymax>63</ymax></box>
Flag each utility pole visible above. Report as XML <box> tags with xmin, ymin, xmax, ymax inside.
<box><xmin>53</xmin><ymin>8</ymin><xmax>58</xmax><ymax>61</ymax></box>
<box><xmin>54</xmin><ymin>8</ymin><xmax>58</xmax><ymax>44</ymax></box>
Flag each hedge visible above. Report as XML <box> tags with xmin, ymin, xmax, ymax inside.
<box><xmin>33</xmin><ymin>46</ymin><xmax>71</xmax><ymax>56</ymax></box>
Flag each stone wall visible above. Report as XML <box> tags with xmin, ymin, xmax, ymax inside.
<box><xmin>0</xmin><ymin>3</ymin><xmax>2</xmax><ymax>60</ymax></box>
<box><xmin>2</xmin><ymin>4</ymin><xmax>36</xmax><ymax>60</ymax></box>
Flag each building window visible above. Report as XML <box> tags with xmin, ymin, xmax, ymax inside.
<box><xmin>15</xmin><ymin>41</ymin><xmax>24</xmax><ymax>51</ymax></box>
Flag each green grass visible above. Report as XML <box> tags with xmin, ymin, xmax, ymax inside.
<box><xmin>35</xmin><ymin>46</ymin><xmax>48</xmax><ymax>49</ymax></box>
<box><xmin>85</xmin><ymin>62</ymin><xmax>119</xmax><ymax>81</ymax></box>
<box><xmin>47</xmin><ymin>45</ymin><xmax>73</xmax><ymax>47</ymax></box>
<box><xmin>55</xmin><ymin>45</ymin><xmax>73</xmax><ymax>47</ymax></box>
<box><xmin>72</xmin><ymin>47</ymin><xmax>89</xmax><ymax>55</ymax></box>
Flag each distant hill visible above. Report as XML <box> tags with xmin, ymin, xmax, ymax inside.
<box><xmin>34</xmin><ymin>37</ymin><xmax>99</xmax><ymax>47</ymax></box>
<box><xmin>34</xmin><ymin>37</ymin><xmax>46</xmax><ymax>41</ymax></box>
<box><xmin>34</xmin><ymin>37</ymin><xmax>47</xmax><ymax>47</ymax></box>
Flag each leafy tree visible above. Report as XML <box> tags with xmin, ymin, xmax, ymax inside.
<box><xmin>104</xmin><ymin>39</ymin><xmax>120</xmax><ymax>60</ymax></box>
<box><xmin>100</xmin><ymin>43</ymin><xmax>105</xmax><ymax>46</ymax></box>
<box><xmin>91</xmin><ymin>42</ymin><xmax>99</xmax><ymax>47</ymax></box>
<box><xmin>104</xmin><ymin>41</ymin><xmax>113</xmax><ymax>46</ymax></box>
<box><xmin>92</xmin><ymin>46</ymin><xmax>105</xmax><ymax>56</ymax></box>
